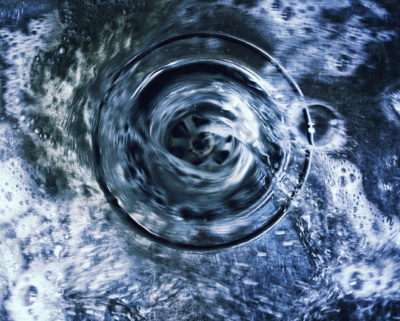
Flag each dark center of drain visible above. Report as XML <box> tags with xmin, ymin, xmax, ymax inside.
<box><xmin>167</xmin><ymin>113</ymin><xmax>234</xmax><ymax>167</ymax></box>
<box><xmin>190</xmin><ymin>132</ymin><xmax>214</xmax><ymax>156</ymax></box>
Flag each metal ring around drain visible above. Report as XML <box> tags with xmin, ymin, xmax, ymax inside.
<box><xmin>92</xmin><ymin>32</ymin><xmax>314</xmax><ymax>250</ymax></box>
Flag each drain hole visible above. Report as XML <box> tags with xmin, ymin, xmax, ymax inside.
<box><xmin>170</xmin><ymin>146</ymin><xmax>186</xmax><ymax>159</ymax></box>
<box><xmin>214</xmin><ymin>150</ymin><xmax>230</xmax><ymax>164</ymax></box>
<box><xmin>192</xmin><ymin>115</ymin><xmax>211</xmax><ymax>127</ymax></box>
<box><xmin>94</xmin><ymin>33</ymin><xmax>312</xmax><ymax>249</ymax></box>
<box><xmin>180</xmin><ymin>207</ymin><xmax>196</xmax><ymax>220</ymax></box>
<box><xmin>192</xmin><ymin>157</ymin><xmax>205</xmax><ymax>166</ymax></box>
<box><xmin>191</xmin><ymin>132</ymin><xmax>214</xmax><ymax>155</ymax></box>
<box><xmin>172</xmin><ymin>123</ymin><xmax>189</xmax><ymax>138</ymax></box>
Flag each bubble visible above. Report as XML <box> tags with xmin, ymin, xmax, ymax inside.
<box><xmin>5</xmin><ymin>191</ymin><xmax>13</xmax><ymax>201</ymax></box>
<box><xmin>349</xmin><ymin>272</ymin><xmax>364</xmax><ymax>290</ymax></box>
<box><xmin>45</xmin><ymin>271</ymin><xmax>52</xmax><ymax>280</ymax></box>
<box><xmin>282</xmin><ymin>7</ymin><xmax>294</xmax><ymax>21</ymax></box>
<box><xmin>271</xmin><ymin>0</ymin><xmax>280</xmax><ymax>10</ymax></box>
<box><xmin>336</xmin><ymin>54</ymin><xmax>352</xmax><ymax>72</ymax></box>
<box><xmin>23</xmin><ymin>285</ymin><xmax>38</xmax><ymax>306</ymax></box>
<box><xmin>338</xmin><ymin>176</ymin><xmax>347</xmax><ymax>187</ymax></box>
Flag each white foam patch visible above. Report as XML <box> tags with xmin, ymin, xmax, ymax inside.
<box><xmin>333</xmin><ymin>259</ymin><xmax>399</xmax><ymax>298</ymax></box>
<box><xmin>0</xmin><ymin>156</ymin><xmax>33</xmax><ymax>222</ymax></box>
<box><xmin>0</xmin><ymin>240</ymin><xmax>24</xmax><ymax>293</ymax></box>
<box><xmin>329</xmin><ymin>159</ymin><xmax>400</xmax><ymax>249</ymax></box>
<box><xmin>6</xmin><ymin>261</ymin><xmax>65</xmax><ymax>321</ymax></box>
<box><xmin>0</xmin><ymin>12</ymin><xmax>63</xmax><ymax>120</ymax></box>
<box><xmin>0</xmin><ymin>10</ymin><xmax>174</xmax><ymax>318</ymax></box>
<box><xmin>250</xmin><ymin>0</ymin><xmax>393</xmax><ymax>79</ymax></box>
<box><xmin>0</xmin><ymin>154</ymin><xmax>134</xmax><ymax>319</ymax></box>
<box><xmin>316</xmin><ymin>153</ymin><xmax>400</xmax><ymax>299</ymax></box>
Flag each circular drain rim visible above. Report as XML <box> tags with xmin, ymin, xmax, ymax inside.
<box><xmin>92</xmin><ymin>32</ymin><xmax>314</xmax><ymax>251</ymax></box>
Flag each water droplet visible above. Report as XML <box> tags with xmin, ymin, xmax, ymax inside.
<box><xmin>299</xmin><ymin>103</ymin><xmax>343</xmax><ymax>147</ymax></box>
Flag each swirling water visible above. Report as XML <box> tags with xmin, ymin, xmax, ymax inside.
<box><xmin>0</xmin><ymin>0</ymin><xmax>399</xmax><ymax>320</ymax></box>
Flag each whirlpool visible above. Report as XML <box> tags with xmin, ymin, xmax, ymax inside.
<box><xmin>0</xmin><ymin>0</ymin><xmax>399</xmax><ymax>320</ymax></box>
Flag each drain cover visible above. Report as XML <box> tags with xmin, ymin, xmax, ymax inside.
<box><xmin>92</xmin><ymin>33</ymin><xmax>313</xmax><ymax>250</ymax></box>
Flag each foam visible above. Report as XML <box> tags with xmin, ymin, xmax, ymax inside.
<box><xmin>315</xmin><ymin>153</ymin><xmax>400</xmax><ymax>299</ymax></box>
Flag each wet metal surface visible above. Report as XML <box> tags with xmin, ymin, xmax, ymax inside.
<box><xmin>0</xmin><ymin>1</ymin><xmax>399</xmax><ymax>320</ymax></box>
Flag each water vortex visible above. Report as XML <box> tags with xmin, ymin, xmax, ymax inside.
<box><xmin>92</xmin><ymin>33</ymin><xmax>313</xmax><ymax>250</ymax></box>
